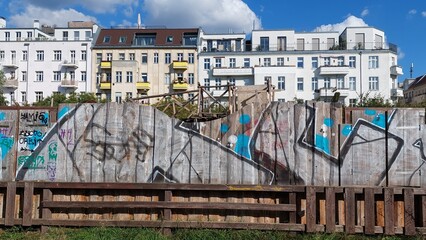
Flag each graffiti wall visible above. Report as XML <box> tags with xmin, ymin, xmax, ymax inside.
<box><xmin>0</xmin><ymin>103</ymin><xmax>424</xmax><ymax>187</ymax></box>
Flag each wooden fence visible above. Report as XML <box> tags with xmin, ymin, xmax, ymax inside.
<box><xmin>0</xmin><ymin>182</ymin><xmax>425</xmax><ymax>236</ymax></box>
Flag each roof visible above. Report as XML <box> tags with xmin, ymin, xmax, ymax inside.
<box><xmin>94</xmin><ymin>28</ymin><xmax>199</xmax><ymax>47</ymax></box>
<box><xmin>406</xmin><ymin>74</ymin><xmax>426</xmax><ymax>91</ymax></box>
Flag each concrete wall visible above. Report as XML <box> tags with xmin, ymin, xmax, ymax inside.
<box><xmin>0</xmin><ymin>103</ymin><xmax>425</xmax><ymax>187</ymax></box>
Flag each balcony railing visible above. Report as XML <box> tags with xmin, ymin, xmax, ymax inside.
<box><xmin>390</xmin><ymin>65</ymin><xmax>403</xmax><ymax>76</ymax></box>
<box><xmin>2</xmin><ymin>61</ymin><xmax>19</xmax><ymax>68</ymax></box>
<box><xmin>136</xmin><ymin>82</ymin><xmax>150</xmax><ymax>91</ymax></box>
<box><xmin>173</xmin><ymin>79</ymin><xmax>189</xmax><ymax>90</ymax></box>
<box><xmin>212</xmin><ymin>67</ymin><xmax>253</xmax><ymax>76</ymax></box>
<box><xmin>172</xmin><ymin>61</ymin><xmax>188</xmax><ymax>70</ymax></box>
<box><xmin>249</xmin><ymin>42</ymin><xmax>397</xmax><ymax>52</ymax></box>
<box><xmin>3</xmin><ymin>78</ymin><xmax>18</xmax><ymax>89</ymax></box>
<box><xmin>318</xmin><ymin>65</ymin><xmax>349</xmax><ymax>75</ymax></box>
<box><xmin>62</xmin><ymin>60</ymin><xmax>78</xmax><ymax>68</ymax></box>
<box><xmin>100</xmin><ymin>61</ymin><xmax>112</xmax><ymax>69</ymax></box>
<box><xmin>60</xmin><ymin>79</ymin><xmax>78</xmax><ymax>88</ymax></box>
<box><xmin>99</xmin><ymin>82</ymin><xmax>111</xmax><ymax>90</ymax></box>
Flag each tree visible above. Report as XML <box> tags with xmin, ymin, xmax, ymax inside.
<box><xmin>356</xmin><ymin>92</ymin><xmax>392</xmax><ymax>108</ymax></box>
<box><xmin>0</xmin><ymin>71</ymin><xmax>9</xmax><ymax>106</ymax></box>
<box><xmin>33</xmin><ymin>92</ymin><xmax>99</xmax><ymax>107</ymax></box>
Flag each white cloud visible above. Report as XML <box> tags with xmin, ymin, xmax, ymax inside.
<box><xmin>409</xmin><ymin>9</ymin><xmax>417</xmax><ymax>15</ymax></box>
<box><xmin>422</xmin><ymin>11</ymin><xmax>426</xmax><ymax>17</ymax></box>
<box><xmin>9</xmin><ymin>5</ymin><xmax>97</xmax><ymax>27</ymax></box>
<box><xmin>313</xmin><ymin>15</ymin><xmax>368</xmax><ymax>33</ymax></box>
<box><xmin>141</xmin><ymin>0</ymin><xmax>261</xmax><ymax>33</ymax></box>
<box><xmin>361</xmin><ymin>8</ymin><xmax>369</xmax><ymax>17</ymax></box>
<box><xmin>397</xmin><ymin>47</ymin><xmax>405</xmax><ymax>60</ymax></box>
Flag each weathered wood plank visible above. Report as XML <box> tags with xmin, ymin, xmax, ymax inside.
<box><xmin>41</xmin><ymin>188</ymin><xmax>52</xmax><ymax>233</ymax></box>
<box><xmin>423</xmin><ymin>196</ymin><xmax>426</xmax><ymax>227</ymax></box>
<box><xmin>22</xmin><ymin>182</ymin><xmax>34</xmax><ymax>226</ymax></box>
<box><xmin>404</xmin><ymin>188</ymin><xmax>415</xmax><ymax>236</ymax></box>
<box><xmin>289</xmin><ymin>192</ymin><xmax>297</xmax><ymax>223</ymax></box>
<box><xmin>345</xmin><ymin>188</ymin><xmax>355</xmax><ymax>234</ymax></box>
<box><xmin>325</xmin><ymin>188</ymin><xmax>335</xmax><ymax>233</ymax></box>
<box><xmin>364</xmin><ymin>188</ymin><xmax>375</xmax><ymax>235</ymax></box>
<box><xmin>306</xmin><ymin>186</ymin><xmax>316</xmax><ymax>233</ymax></box>
<box><xmin>5</xmin><ymin>182</ymin><xmax>16</xmax><ymax>226</ymax></box>
<box><xmin>384</xmin><ymin>188</ymin><xmax>395</xmax><ymax>235</ymax></box>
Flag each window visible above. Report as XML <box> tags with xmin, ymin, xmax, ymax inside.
<box><xmin>116</xmin><ymin>71</ymin><xmax>122</xmax><ymax>83</ymax></box>
<box><xmin>96</xmin><ymin>53</ymin><xmax>102</xmax><ymax>63</ymax></box>
<box><xmin>277</xmin><ymin>36</ymin><xmax>287</xmax><ymax>51</ymax></box>
<box><xmin>103</xmin><ymin>36</ymin><xmax>110</xmax><ymax>43</ymax></box>
<box><xmin>119</xmin><ymin>36</ymin><xmax>127</xmax><ymax>43</ymax></box>
<box><xmin>312</xmin><ymin>77</ymin><xmax>318</xmax><ymax>91</ymax></box>
<box><xmin>166</xmin><ymin>36</ymin><xmax>173</xmax><ymax>43</ymax></box>
<box><xmin>349</xmin><ymin>77</ymin><xmax>356</xmax><ymax>90</ymax></box>
<box><xmin>244</xmin><ymin>58</ymin><xmax>250</xmax><ymax>67</ymax></box>
<box><xmin>63</xmin><ymin>31</ymin><xmax>69</xmax><ymax>41</ymax></box>
<box><xmin>96</xmin><ymin>73</ymin><xmax>101</xmax><ymax>84</ymax></box>
<box><xmin>36</xmin><ymin>50</ymin><xmax>44</xmax><ymax>61</ymax></box>
<box><xmin>0</xmin><ymin>51</ymin><xmax>4</xmax><ymax>61</ymax></box>
<box><xmin>204</xmin><ymin>78</ymin><xmax>210</xmax><ymax>87</ymax></box>
<box><xmin>119</xmin><ymin>53</ymin><xmax>125</xmax><ymax>60</ymax></box>
<box><xmin>16</xmin><ymin>32</ymin><xmax>21</xmax><ymax>40</ymax></box>
<box><xmin>85</xmin><ymin>31</ymin><xmax>91</xmax><ymax>40</ymax></box>
<box><xmin>277</xmin><ymin>57</ymin><xmax>284</xmax><ymax>66</ymax></box>
<box><xmin>263</xmin><ymin>58</ymin><xmax>271</xmax><ymax>66</ymax></box>
<box><xmin>337</xmin><ymin>77</ymin><xmax>345</xmax><ymax>89</ymax></box>
<box><xmin>54</xmin><ymin>50</ymin><xmax>62</xmax><ymax>61</ymax></box>
<box><xmin>70</xmin><ymin>50</ymin><xmax>76</xmax><ymax>62</ymax></box>
<box><xmin>297</xmin><ymin>38</ymin><xmax>305</xmax><ymax>51</ymax></box>
<box><xmin>126</xmin><ymin>92</ymin><xmax>132</xmax><ymax>100</ymax></box>
<box><xmin>70</xmin><ymin>71</ymin><xmax>75</xmax><ymax>80</ymax></box>
<box><xmin>215</xmin><ymin>58</ymin><xmax>222</xmax><ymax>68</ymax></box>
<box><xmin>126</xmin><ymin>71</ymin><xmax>133</xmax><ymax>83</ymax></box>
<box><xmin>188</xmin><ymin>53</ymin><xmax>194</xmax><ymax>64</ymax></box>
<box><xmin>115</xmin><ymin>92</ymin><xmax>122</xmax><ymax>103</ymax></box>
<box><xmin>74</xmin><ymin>31</ymin><xmax>80</xmax><ymax>40</ymax></box>
<box><xmin>324</xmin><ymin>57</ymin><xmax>330</xmax><ymax>66</ymax></box>
<box><xmin>165</xmin><ymin>53</ymin><xmax>171</xmax><ymax>64</ymax></box>
<box><xmin>204</xmin><ymin>58</ymin><xmax>210</xmax><ymax>69</ymax></box>
<box><xmin>154</xmin><ymin>53</ymin><xmax>158</xmax><ymax>64</ymax></box>
<box><xmin>228</xmin><ymin>78</ymin><xmax>236</xmax><ymax>85</ymax></box>
<box><xmin>188</xmin><ymin>73</ymin><xmax>194</xmax><ymax>84</ymax></box>
<box><xmin>164</xmin><ymin>74</ymin><xmax>171</xmax><ymax>84</ymax></box>
<box><xmin>297</xmin><ymin>78</ymin><xmax>304</xmax><ymax>91</ymax></box>
<box><xmin>349</xmin><ymin>56</ymin><xmax>356</xmax><ymax>68</ymax></box>
<box><xmin>369</xmin><ymin>56</ymin><xmax>379</xmax><ymax>69</ymax></box>
<box><xmin>106</xmin><ymin>73</ymin><xmax>112</xmax><ymax>82</ymax></box>
<box><xmin>177</xmin><ymin>53</ymin><xmax>184</xmax><ymax>61</ymax></box>
<box><xmin>327</xmin><ymin>38</ymin><xmax>335</xmax><ymax>49</ymax></box>
<box><xmin>27</xmin><ymin>31</ymin><xmax>32</xmax><ymax>40</ymax></box>
<box><xmin>141</xmin><ymin>53</ymin><xmax>148</xmax><ymax>63</ymax></box>
<box><xmin>11</xmin><ymin>51</ymin><xmax>16</xmax><ymax>63</ymax></box>
<box><xmin>134</xmin><ymin>34</ymin><xmax>156</xmax><ymax>46</ymax></box>
<box><xmin>81</xmin><ymin>50</ymin><xmax>87</xmax><ymax>61</ymax></box>
<box><xmin>297</xmin><ymin>57</ymin><xmax>304</xmax><ymax>68</ymax></box>
<box><xmin>21</xmin><ymin>92</ymin><xmax>27</xmax><ymax>103</ymax></box>
<box><xmin>183</xmin><ymin>34</ymin><xmax>197</xmax><ymax>46</ymax></box>
<box><xmin>264</xmin><ymin>76</ymin><xmax>271</xmax><ymax>85</ymax></box>
<box><xmin>81</xmin><ymin>71</ymin><xmax>87</xmax><ymax>82</ymax></box>
<box><xmin>229</xmin><ymin>58</ymin><xmax>236</xmax><ymax>68</ymax></box>
<box><xmin>53</xmin><ymin>71</ymin><xmax>61</xmax><ymax>81</ymax></box>
<box><xmin>35</xmin><ymin>92</ymin><xmax>43</xmax><ymax>102</ymax></box>
<box><xmin>312</xmin><ymin>57</ymin><xmax>318</xmax><ymax>68</ymax></box>
<box><xmin>21</xmin><ymin>71</ymin><xmax>27</xmax><ymax>82</ymax></box>
<box><xmin>349</xmin><ymin>99</ymin><xmax>357</xmax><ymax>107</ymax></box>
<box><xmin>215</xmin><ymin>78</ymin><xmax>221</xmax><ymax>89</ymax></box>
<box><xmin>35</xmin><ymin>71</ymin><xmax>43</xmax><ymax>82</ymax></box>
<box><xmin>369</xmin><ymin>76</ymin><xmax>379</xmax><ymax>90</ymax></box>
<box><xmin>323</xmin><ymin>77</ymin><xmax>331</xmax><ymax>89</ymax></box>
<box><xmin>337</xmin><ymin>56</ymin><xmax>344</xmax><ymax>66</ymax></box>
<box><xmin>278</xmin><ymin>76</ymin><xmax>285</xmax><ymax>90</ymax></box>
<box><xmin>127</xmin><ymin>53</ymin><xmax>134</xmax><ymax>61</ymax></box>
<box><xmin>106</xmin><ymin>53</ymin><xmax>112</xmax><ymax>61</ymax></box>
<box><xmin>141</xmin><ymin>73</ymin><xmax>148</xmax><ymax>82</ymax></box>
<box><xmin>22</xmin><ymin>50</ymin><xmax>28</xmax><ymax>61</ymax></box>
<box><xmin>5</xmin><ymin>32</ymin><xmax>10</xmax><ymax>41</ymax></box>
<box><xmin>260</xmin><ymin>37</ymin><xmax>269</xmax><ymax>51</ymax></box>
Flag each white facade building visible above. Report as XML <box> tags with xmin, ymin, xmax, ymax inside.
<box><xmin>0</xmin><ymin>19</ymin><xmax>99</xmax><ymax>105</ymax></box>
<box><xmin>198</xmin><ymin>27</ymin><xmax>403</xmax><ymax>106</ymax></box>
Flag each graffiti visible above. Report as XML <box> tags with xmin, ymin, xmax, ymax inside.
<box><xmin>0</xmin><ymin>127</ymin><xmax>12</xmax><ymax>136</ymax></box>
<box><xmin>46</xmin><ymin>141</ymin><xmax>57</xmax><ymax>181</ymax></box>
<box><xmin>20</xmin><ymin>111</ymin><xmax>49</xmax><ymax>125</ymax></box>
<box><xmin>0</xmin><ymin>134</ymin><xmax>14</xmax><ymax>161</ymax></box>
<box><xmin>18</xmin><ymin>130</ymin><xmax>44</xmax><ymax>152</ymax></box>
<box><xmin>59</xmin><ymin>128</ymin><xmax>73</xmax><ymax>145</ymax></box>
<box><xmin>17</xmin><ymin>155</ymin><xmax>45</xmax><ymax>169</ymax></box>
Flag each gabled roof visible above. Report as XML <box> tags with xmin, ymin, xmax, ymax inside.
<box><xmin>406</xmin><ymin>74</ymin><xmax>426</xmax><ymax>91</ymax></box>
<box><xmin>94</xmin><ymin>28</ymin><xmax>199</xmax><ymax>47</ymax></box>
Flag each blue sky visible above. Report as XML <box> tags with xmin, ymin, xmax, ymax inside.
<box><xmin>1</xmin><ymin>0</ymin><xmax>425</xmax><ymax>81</ymax></box>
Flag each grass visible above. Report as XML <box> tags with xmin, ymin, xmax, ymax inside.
<box><xmin>0</xmin><ymin>227</ymin><xmax>423</xmax><ymax>240</ymax></box>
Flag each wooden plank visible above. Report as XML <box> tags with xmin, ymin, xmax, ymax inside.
<box><xmin>384</xmin><ymin>188</ymin><xmax>395</xmax><ymax>235</ymax></box>
<box><xmin>403</xmin><ymin>188</ymin><xmax>416</xmax><ymax>236</ymax></box>
<box><xmin>423</xmin><ymin>196</ymin><xmax>426</xmax><ymax>227</ymax></box>
<box><xmin>5</xmin><ymin>182</ymin><xmax>16</xmax><ymax>226</ymax></box>
<box><xmin>162</xmin><ymin>190</ymin><xmax>172</xmax><ymax>236</ymax></box>
<box><xmin>22</xmin><ymin>182</ymin><xmax>34</xmax><ymax>226</ymax></box>
<box><xmin>163</xmin><ymin>190</ymin><xmax>172</xmax><ymax>221</ymax></box>
<box><xmin>364</xmin><ymin>188</ymin><xmax>375</xmax><ymax>235</ymax></box>
<box><xmin>41</xmin><ymin>188</ymin><xmax>52</xmax><ymax>233</ymax></box>
<box><xmin>306</xmin><ymin>186</ymin><xmax>316</xmax><ymax>233</ymax></box>
<box><xmin>289</xmin><ymin>192</ymin><xmax>297</xmax><ymax>223</ymax></box>
<box><xmin>344</xmin><ymin>188</ymin><xmax>355</xmax><ymax>234</ymax></box>
<box><xmin>325</xmin><ymin>188</ymin><xmax>335</xmax><ymax>233</ymax></box>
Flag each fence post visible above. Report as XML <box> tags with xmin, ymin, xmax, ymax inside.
<box><xmin>344</xmin><ymin>187</ymin><xmax>355</xmax><ymax>234</ymax></box>
<box><xmin>384</xmin><ymin>188</ymin><xmax>395</xmax><ymax>235</ymax></box>
<box><xmin>41</xmin><ymin>188</ymin><xmax>52</xmax><ymax>233</ymax></box>
<box><xmin>306</xmin><ymin>186</ymin><xmax>316</xmax><ymax>232</ymax></box>
<box><xmin>325</xmin><ymin>187</ymin><xmax>336</xmax><ymax>233</ymax></box>
<box><xmin>5</xmin><ymin>181</ymin><xmax>16</xmax><ymax>226</ymax></box>
<box><xmin>162</xmin><ymin>190</ymin><xmax>172</xmax><ymax>235</ymax></box>
<box><xmin>364</xmin><ymin>188</ymin><xmax>375</xmax><ymax>235</ymax></box>
<box><xmin>22</xmin><ymin>182</ymin><xmax>34</xmax><ymax>226</ymax></box>
<box><xmin>403</xmin><ymin>188</ymin><xmax>416</xmax><ymax>236</ymax></box>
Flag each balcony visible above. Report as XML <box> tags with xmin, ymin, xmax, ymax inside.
<box><xmin>318</xmin><ymin>88</ymin><xmax>349</xmax><ymax>98</ymax></box>
<box><xmin>100</xmin><ymin>61</ymin><xmax>112</xmax><ymax>69</ymax></box>
<box><xmin>62</xmin><ymin>60</ymin><xmax>78</xmax><ymax>68</ymax></box>
<box><xmin>136</xmin><ymin>82</ymin><xmax>150</xmax><ymax>91</ymax></box>
<box><xmin>318</xmin><ymin>65</ymin><xmax>349</xmax><ymax>75</ymax></box>
<box><xmin>390</xmin><ymin>65</ymin><xmax>403</xmax><ymax>76</ymax></box>
<box><xmin>172</xmin><ymin>61</ymin><xmax>188</xmax><ymax>70</ymax></box>
<box><xmin>212</xmin><ymin>67</ymin><xmax>253</xmax><ymax>76</ymax></box>
<box><xmin>99</xmin><ymin>82</ymin><xmax>111</xmax><ymax>90</ymax></box>
<box><xmin>3</xmin><ymin>78</ymin><xmax>18</xmax><ymax>89</ymax></box>
<box><xmin>391</xmin><ymin>88</ymin><xmax>403</xmax><ymax>98</ymax></box>
<box><xmin>60</xmin><ymin>79</ymin><xmax>78</xmax><ymax>89</ymax></box>
<box><xmin>173</xmin><ymin>79</ymin><xmax>189</xmax><ymax>90</ymax></box>
<box><xmin>2</xmin><ymin>61</ymin><xmax>18</xmax><ymax>68</ymax></box>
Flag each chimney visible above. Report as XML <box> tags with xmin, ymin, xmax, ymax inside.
<box><xmin>33</xmin><ymin>20</ymin><xmax>40</xmax><ymax>29</ymax></box>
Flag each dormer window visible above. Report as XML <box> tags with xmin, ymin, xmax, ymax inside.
<box><xmin>166</xmin><ymin>36</ymin><xmax>173</xmax><ymax>43</ymax></box>
<box><xmin>103</xmin><ymin>36</ymin><xmax>111</xmax><ymax>43</ymax></box>
<box><xmin>119</xmin><ymin>36</ymin><xmax>127</xmax><ymax>43</ymax></box>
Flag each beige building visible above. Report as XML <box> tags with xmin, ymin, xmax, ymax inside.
<box><xmin>404</xmin><ymin>74</ymin><xmax>426</xmax><ymax>104</ymax></box>
<box><xmin>92</xmin><ymin>28</ymin><xmax>199</xmax><ymax>103</ymax></box>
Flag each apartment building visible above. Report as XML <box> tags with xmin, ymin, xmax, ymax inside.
<box><xmin>403</xmin><ymin>74</ymin><xmax>426</xmax><ymax>104</ymax></box>
<box><xmin>198</xmin><ymin>27</ymin><xmax>403</xmax><ymax>106</ymax></box>
<box><xmin>0</xmin><ymin>18</ymin><xmax>99</xmax><ymax>105</ymax></box>
<box><xmin>91</xmin><ymin>28</ymin><xmax>199</xmax><ymax>103</ymax></box>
